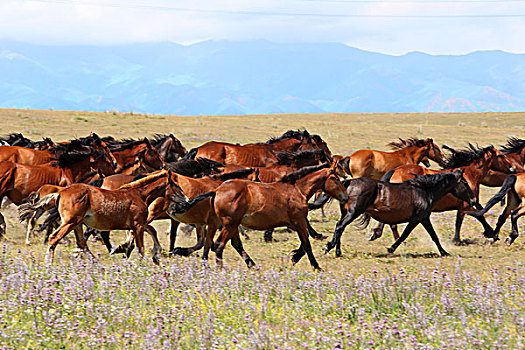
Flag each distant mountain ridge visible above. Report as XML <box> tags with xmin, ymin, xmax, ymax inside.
<box><xmin>1</xmin><ymin>40</ymin><xmax>524</xmax><ymax>115</ymax></box>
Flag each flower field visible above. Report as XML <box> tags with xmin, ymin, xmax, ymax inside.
<box><xmin>0</xmin><ymin>109</ymin><xmax>524</xmax><ymax>349</ymax></box>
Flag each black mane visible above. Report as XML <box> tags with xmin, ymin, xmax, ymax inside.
<box><xmin>500</xmin><ymin>137</ymin><xmax>525</xmax><ymax>155</ymax></box>
<box><xmin>405</xmin><ymin>172</ymin><xmax>457</xmax><ymax>189</ymax></box>
<box><xmin>441</xmin><ymin>144</ymin><xmax>494</xmax><ymax>169</ymax></box>
<box><xmin>108</xmin><ymin>138</ymin><xmax>150</xmax><ymax>152</ymax></box>
<box><xmin>165</xmin><ymin>157</ymin><xmax>225</xmax><ymax>177</ymax></box>
<box><xmin>50</xmin><ymin>150</ymin><xmax>99</xmax><ymax>168</ymax></box>
<box><xmin>387</xmin><ymin>137</ymin><xmax>429</xmax><ymax>150</ymax></box>
<box><xmin>0</xmin><ymin>133</ymin><xmax>35</xmax><ymax>148</ymax></box>
<box><xmin>276</xmin><ymin>149</ymin><xmax>326</xmax><ymax>166</ymax></box>
<box><xmin>266</xmin><ymin>130</ymin><xmax>311</xmax><ymax>144</ymax></box>
<box><xmin>280</xmin><ymin>163</ymin><xmax>330</xmax><ymax>184</ymax></box>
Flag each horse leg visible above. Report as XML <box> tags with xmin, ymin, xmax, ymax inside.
<box><xmin>452</xmin><ymin>210</ymin><xmax>465</xmax><ymax>245</ymax></box>
<box><xmin>99</xmin><ymin>231</ymin><xmax>112</xmax><ymax>253</ymax></box>
<box><xmin>145</xmin><ymin>225</ymin><xmax>162</xmax><ymax>264</ymax></box>
<box><xmin>292</xmin><ymin>220</ymin><xmax>320</xmax><ymax>270</ymax></box>
<box><xmin>494</xmin><ymin>193</ymin><xmax>520</xmax><ymax>240</ymax></box>
<box><xmin>73</xmin><ymin>225</ymin><xmax>94</xmax><ymax>259</ymax></box>
<box><xmin>391</xmin><ymin>225</ymin><xmax>400</xmax><ymax>241</ymax></box>
<box><xmin>202</xmin><ymin>219</ymin><xmax>220</xmax><ymax>262</ymax></box>
<box><xmin>307</xmin><ymin>218</ymin><xmax>327</xmax><ymax>240</ymax></box>
<box><xmin>214</xmin><ymin>226</ymin><xmax>231</xmax><ymax>268</ymax></box>
<box><xmin>506</xmin><ymin>206</ymin><xmax>524</xmax><ymax>246</ymax></box>
<box><xmin>168</xmin><ymin>219</ymin><xmax>180</xmax><ymax>253</ymax></box>
<box><xmin>111</xmin><ymin>231</ymin><xmax>135</xmax><ymax>256</ymax></box>
<box><xmin>469</xmin><ymin>210</ymin><xmax>496</xmax><ymax>240</ymax></box>
<box><xmin>420</xmin><ymin>218</ymin><xmax>449</xmax><ymax>256</ymax></box>
<box><xmin>47</xmin><ymin>219</ymin><xmax>82</xmax><ymax>264</ymax></box>
<box><xmin>264</xmin><ymin>229</ymin><xmax>275</xmax><ymax>243</ymax></box>
<box><xmin>172</xmin><ymin>224</ymin><xmax>205</xmax><ymax>256</ymax></box>
<box><xmin>369</xmin><ymin>222</ymin><xmax>385</xmax><ymax>241</ymax></box>
<box><xmin>325</xmin><ymin>207</ymin><xmax>360</xmax><ymax>257</ymax></box>
<box><xmin>239</xmin><ymin>225</ymin><xmax>250</xmax><ymax>240</ymax></box>
<box><xmin>25</xmin><ymin>209</ymin><xmax>43</xmax><ymax>245</ymax></box>
<box><xmin>230</xmin><ymin>233</ymin><xmax>256</xmax><ymax>268</ymax></box>
<box><xmin>0</xmin><ymin>212</ymin><xmax>5</xmax><ymax>240</ymax></box>
<box><xmin>387</xmin><ymin>218</ymin><xmax>420</xmax><ymax>255</ymax></box>
<box><xmin>130</xmin><ymin>224</ymin><xmax>145</xmax><ymax>260</ymax></box>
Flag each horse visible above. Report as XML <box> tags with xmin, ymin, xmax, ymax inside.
<box><xmin>150</xmin><ymin>134</ymin><xmax>187</xmax><ymax>162</ymax></box>
<box><xmin>108</xmin><ymin>138</ymin><xmax>164</xmax><ymax>172</ymax></box>
<box><xmin>322</xmin><ymin>170</ymin><xmax>478</xmax><ymax>258</ymax></box>
<box><xmin>167</xmin><ymin>163</ymin><xmax>350</xmax><ymax>270</ymax></box>
<box><xmin>183</xmin><ymin>130</ymin><xmax>331</xmax><ymax>167</ymax></box>
<box><xmin>40</xmin><ymin>170</ymin><xmax>187</xmax><ymax>264</ymax></box>
<box><xmin>164</xmin><ymin>157</ymin><xmax>225</xmax><ymax>178</ymax></box>
<box><xmin>0</xmin><ymin>149</ymin><xmax>116</xmax><ymax>239</ymax></box>
<box><xmin>334</xmin><ymin>138</ymin><xmax>445</xmax><ymax>180</ymax></box>
<box><xmin>481</xmin><ymin>138</ymin><xmax>525</xmax><ymax>187</ymax></box>
<box><xmin>0</xmin><ymin>133</ymin><xmax>55</xmax><ymax>150</ymax></box>
<box><xmin>368</xmin><ymin>144</ymin><xmax>516</xmax><ymax>244</ymax></box>
<box><xmin>469</xmin><ymin>173</ymin><xmax>525</xmax><ymax>245</ymax></box>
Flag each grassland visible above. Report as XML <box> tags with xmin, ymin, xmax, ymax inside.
<box><xmin>0</xmin><ymin>108</ymin><xmax>523</xmax><ymax>349</ymax></box>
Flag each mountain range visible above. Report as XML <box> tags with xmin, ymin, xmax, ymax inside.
<box><xmin>1</xmin><ymin>40</ymin><xmax>524</xmax><ymax>115</ymax></box>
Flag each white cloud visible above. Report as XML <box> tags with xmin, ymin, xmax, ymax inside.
<box><xmin>0</xmin><ymin>0</ymin><xmax>524</xmax><ymax>54</ymax></box>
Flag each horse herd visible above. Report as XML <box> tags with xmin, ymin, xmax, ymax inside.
<box><xmin>0</xmin><ymin>130</ymin><xmax>523</xmax><ymax>270</ymax></box>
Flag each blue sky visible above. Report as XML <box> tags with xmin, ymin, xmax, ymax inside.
<box><xmin>1</xmin><ymin>0</ymin><xmax>524</xmax><ymax>54</ymax></box>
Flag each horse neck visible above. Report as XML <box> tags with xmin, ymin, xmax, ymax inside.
<box><xmin>65</xmin><ymin>160</ymin><xmax>94</xmax><ymax>181</ymax></box>
<box><xmin>398</xmin><ymin>146</ymin><xmax>427</xmax><ymax>163</ymax></box>
<box><xmin>133</xmin><ymin>179</ymin><xmax>167</xmax><ymax>202</ymax></box>
<box><xmin>294</xmin><ymin>170</ymin><xmax>328</xmax><ymax>199</ymax></box>
<box><xmin>268</xmin><ymin>138</ymin><xmax>302</xmax><ymax>152</ymax></box>
<box><xmin>427</xmin><ymin>177</ymin><xmax>457</xmax><ymax>204</ymax></box>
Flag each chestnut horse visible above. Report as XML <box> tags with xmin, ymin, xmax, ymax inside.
<box><xmin>335</xmin><ymin>138</ymin><xmax>445</xmax><ymax>179</ymax></box>
<box><xmin>41</xmin><ymin>170</ymin><xmax>187</xmax><ymax>264</ymax></box>
<box><xmin>369</xmin><ymin>145</ymin><xmax>515</xmax><ymax>244</ymax></box>
<box><xmin>184</xmin><ymin>130</ymin><xmax>331</xmax><ymax>167</ymax></box>
<box><xmin>168</xmin><ymin>163</ymin><xmax>350</xmax><ymax>270</ymax></box>
<box><xmin>323</xmin><ymin>170</ymin><xmax>478</xmax><ymax>257</ymax></box>
<box><xmin>0</xmin><ymin>149</ymin><xmax>115</xmax><ymax>238</ymax></box>
<box><xmin>481</xmin><ymin>138</ymin><xmax>524</xmax><ymax>187</ymax></box>
<box><xmin>469</xmin><ymin>173</ymin><xmax>525</xmax><ymax>245</ymax></box>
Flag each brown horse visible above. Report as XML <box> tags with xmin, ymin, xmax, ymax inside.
<box><xmin>41</xmin><ymin>170</ymin><xmax>187</xmax><ymax>264</ymax></box>
<box><xmin>469</xmin><ymin>173</ymin><xmax>525</xmax><ymax>245</ymax></box>
<box><xmin>108</xmin><ymin>138</ymin><xmax>164</xmax><ymax>172</ymax></box>
<box><xmin>184</xmin><ymin>130</ymin><xmax>331</xmax><ymax>167</ymax></box>
<box><xmin>0</xmin><ymin>133</ymin><xmax>55</xmax><ymax>150</ymax></box>
<box><xmin>370</xmin><ymin>144</ymin><xmax>516</xmax><ymax>244</ymax></box>
<box><xmin>168</xmin><ymin>164</ymin><xmax>350</xmax><ymax>270</ymax></box>
<box><xmin>0</xmin><ymin>149</ymin><xmax>115</xmax><ymax>238</ymax></box>
<box><xmin>335</xmin><ymin>138</ymin><xmax>445</xmax><ymax>180</ymax></box>
<box><xmin>481</xmin><ymin>138</ymin><xmax>524</xmax><ymax>187</ymax></box>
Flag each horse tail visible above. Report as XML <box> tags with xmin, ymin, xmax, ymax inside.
<box><xmin>168</xmin><ymin>191</ymin><xmax>216</xmax><ymax>215</ymax></box>
<box><xmin>183</xmin><ymin>148</ymin><xmax>198</xmax><ymax>160</ymax></box>
<box><xmin>470</xmin><ymin>175</ymin><xmax>517</xmax><ymax>218</ymax></box>
<box><xmin>308</xmin><ymin>193</ymin><xmax>331</xmax><ymax>210</ymax></box>
<box><xmin>41</xmin><ymin>207</ymin><xmax>61</xmax><ymax>243</ymax></box>
<box><xmin>18</xmin><ymin>193</ymin><xmax>60</xmax><ymax>224</ymax></box>
<box><xmin>356</xmin><ymin>213</ymin><xmax>371</xmax><ymax>229</ymax></box>
<box><xmin>381</xmin><ymin>169</ymin><xmax>395</xmax><ymax>182</ymax></box>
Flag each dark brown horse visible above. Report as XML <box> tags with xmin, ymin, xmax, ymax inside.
<box><xmin>322</xmin><ymin>170</ymin><xmax>478</xmax><ymax>257</ymax></box>
<box><xmin>369</xmin><ymin>144</ymin><xmax>515</xmax><ymax>244</ymax></box>
<box><xmin>150</xmin><ymin>134</ymin><xmax>187</xmax><ymax>162</ymax></box>
<box><xmin>335</xmin><ymin>138</ymin><xmax>445</xmax><ymax>180</ymax></box>
<box><xmin>168</xmin><ymin>164</ymin><xmax>350</xmax><ymax>270</ymax></box>
<box><xmin>469</xmin><ymin>173</ymin><xmax>525</xmax><ymax>245</ymax></box>
<box><xmin>184</xmin><ymin>130</ymin><xmax>331</xmax><ymax>167</ymax></box>
<box><xmin>108</xmin><ymin>138</ymin><xmax>164</xmax><ymax>172</ymax></box>
<box><xmin>0</xmin><ymin>133</ymin><xmax>55</xmax><ymax>150</ymax></box>
<box><xmin>40</xmin><ymin>170</ymin><xmax>186</xmax><ymax>264</ymax></box>
<box><xmin>481</xmin><ymin>138</ymin><xmax>524</xmax><ymax>187</ymax></box>
<box><xmin>0</xmin><ymin>149</ymin><xmax>115</xmax><ymax>239</ymax></box>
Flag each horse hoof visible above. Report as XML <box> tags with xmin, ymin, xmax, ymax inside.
<box><xmin>452</xmin><ymin>239</ymin><xmax>464</xmax><ymax>246</ymax></box>
<box><xmin>312</xmin><ymin>235</ymin><xmax>328</xmax><ymax>241</ymax></box>
<box><xmin>440</xmin><ymin>251</ymin><xmax>450</xmax><ymax>257</ymax></box>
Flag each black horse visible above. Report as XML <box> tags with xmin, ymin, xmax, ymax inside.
<box><xmin>317</xmin><ymin>170</ymin><xmax>478</xmax><ymax>257</ymax></box>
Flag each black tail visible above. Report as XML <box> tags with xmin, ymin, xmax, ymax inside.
<box><xmin>356</xmin><ymin>213</ymin><xmax>371</xmax><ymax>229</ymax></box>
<box><xmin>470</xmin><ymin>175</ymin><xmax>517</xmax><ymax>218</ymax></box>
<box><xmin>168</xmin><ymin>191</ymin><xmax>216</xmax><ymax>215</ymax></box>
<box><xmin>41</xmin><ymin>207</ymin><xmax>61</xmax><ymax>242</ymax></box>
<box><xmin>308</xmin><ymin>193</ymin><xmax>331</xmax><ymax>210</ymax></box>
<box><xmin>381</xmin><ymin>169</ymin><xmax>395</xmax><ymax>182</ymax></box>
<box><xmin>182</xmin><ymin>148</ymin><xmax>198</xmax><ymax>160</ymax></box>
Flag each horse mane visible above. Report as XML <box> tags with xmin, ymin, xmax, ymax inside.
<box><xmin>266</xmin><ymin>130</ymin><xmax>311</xmax><ymax>144</ymax></box>
<box><xmin>165</xmin><ymin>157</ymin><xmax>224</xmax><ymax>177</ymax></box>
<box><xmin>87</xmin><ymin>178</ymin><xmax>104</xmax><ymax>188</ymax></box>
<box><xmin>108</xmin><ymin>138</ymin><xmax>150</xmax><ymax>152</ymax></box>
<box><xmin>441</xmin><ymin>143</ymin><xmax>494</xmax><ymax>169</ymax></box>
<box><xmin>120</xmin><ymin>170</ymin><xmax>167</xmax><ymax>189</ymax></box>
<box><xmin>387</xmin><ymin>137</ymin><xmax>430</xmax><ymax>150</ymax></box>
<box><xmin>0</xmin><ymin>133</ymin><xmax>34</xmax><ymax>147</ymax></box>
<box><xmin>210</xmin><ymin>168</ymin><xmax>254</xmax><ymax>181</ymax></box>
<box><xmin>500</xmin><ymin>137</ymin><xmax>525</xmax><ymax>155</ymax></box>
<box><xmin>280</xmin><ymin>163</ymin><xmax>330</xmax><ymax>184</ymax></box>
<box><xmin>115</xmin><ymin>158</ymin><xmax>140</xmax><ymax>174</ymax></box>
<box><xmin>50</xmin><ymin>150</ymin><xmax>99</xmax><ymax>168</ymax></box>
<box><xmin>276</xmin><ymin>149</ymin><xmax>325</xmax><ymax>166</ymax></box>
<box><xmin>150</xmin><ymin>134</ymin><xmax>171</xmax><ymax>148</ymax></box>
<box><xmin>405</xmin><ymin>172</ymin><xmax>457</xmax><ymax>189</ymax></box>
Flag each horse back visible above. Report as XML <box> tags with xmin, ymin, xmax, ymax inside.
<box><xmin>0</xmin><ymin>146</ymin><xmax>51</xmax><ymax>165</ymax></box>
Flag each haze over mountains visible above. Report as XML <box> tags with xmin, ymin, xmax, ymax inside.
<box><xmin>1</xmin><ymin>40</ymin><xmax>524</xmax><ymax>115</ymax></box>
